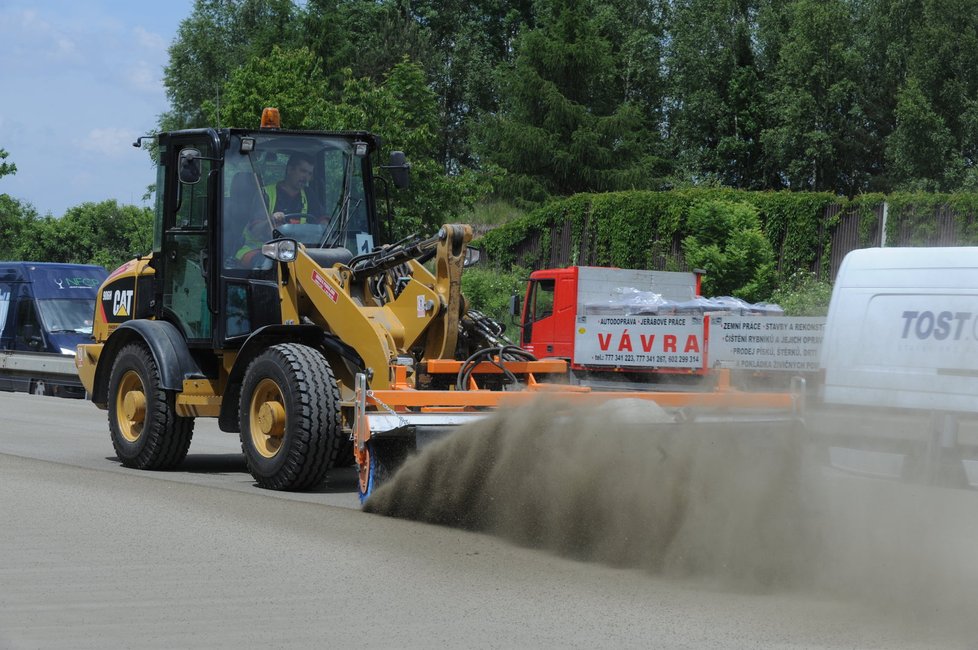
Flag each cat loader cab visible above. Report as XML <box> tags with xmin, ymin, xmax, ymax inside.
<box><xmin>150</xmin><ymin>107</ymin><xmax>404</xmax><ymax>348</ymax></box>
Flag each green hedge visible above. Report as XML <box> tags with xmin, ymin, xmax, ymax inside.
<box><xmin>477</xmin><ymin>189</ymin><xmax>978</xmax><ymax>281</ymax></box>
<box><xmin>477</xmin><ymin>189</ymin><xmax>838</xmax><ymax>277</ymax></box>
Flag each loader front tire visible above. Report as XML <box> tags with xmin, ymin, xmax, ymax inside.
<box><xmin>108</xmin><ymin>343</ymin><xmax>195</xmax><ymax>470</ymax></box>
<box><xmin>239</xmin><ymin>343</ymin><xmax>342</xmax><ymax>490</ymax></box>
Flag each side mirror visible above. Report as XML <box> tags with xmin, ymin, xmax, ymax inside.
<box><xmin>385</xmin><ymin>151</ymin><xmax>411</xmax><ymax>189</ymax></box>
<box><xmin>508</xmin><ymin>293</ymin><xmax>522</xmax><ymax>317</ymax></box>
<box><xmin>178</xmin><ymin>148</ymin><xmax>202</xmax><ymax>184</ymax></box>
<box><xmin>463</xmin><ymin>246</ymin><xmax>482</xmax><ymax>268</ymax></box>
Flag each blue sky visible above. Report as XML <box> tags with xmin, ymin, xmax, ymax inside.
<box><xmin>0</xmin><ymin>1</ymin><xmax>194</xmax><ymax>216</ymax></box>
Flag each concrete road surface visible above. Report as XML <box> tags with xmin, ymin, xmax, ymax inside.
<box><xmin>1</xmin><ymin>392</ymin><xmax>977</xmax><ymax>648</ymax></box>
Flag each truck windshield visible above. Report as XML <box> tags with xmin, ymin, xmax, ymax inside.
<box><xmin>36</xmin><ymin>299</ymin><xmax>95</xmax><ymax>334</ymax></box>
<box><xmin>223</xmin><ymin>134</ymin><xmax>373</xmax><ymax>269</ymax></box>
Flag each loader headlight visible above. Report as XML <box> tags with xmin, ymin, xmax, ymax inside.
<box><xmin>262</xmin><ymin>239</ymin><xmax>298</xmax><ymax>263</ymax></box>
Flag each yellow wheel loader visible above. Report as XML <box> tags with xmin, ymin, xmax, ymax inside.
<box><xmin>77</xmin><ymin>109</ymin><xmax>802</xmax><ymax>500</ymax></box>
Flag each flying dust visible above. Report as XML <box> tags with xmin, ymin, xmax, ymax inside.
<box><xmin>365</xmin><ymin>398</ymin><xmax>978</xmax><ymax>631</ymax></box>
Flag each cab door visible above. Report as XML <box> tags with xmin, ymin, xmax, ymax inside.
<box><xmin>159</xmin><ymin>135</ymin><xmax>216</xmax><ymax>344</ymax></box>
<box><xmin>521</xmin><ymin>278</ymin><xmax>556</xmax><ymax>354</ymax></box>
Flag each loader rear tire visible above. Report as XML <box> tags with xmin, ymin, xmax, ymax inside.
<box><xmin>358</xmin><ymin>438</ymin><xmax>411</xmax><ymax>503</ymax></box>
<box><xmin>239</xmin><ymin>343</ymin><xmax>342</xmax><ymax>490</ymax></box>
<box><xmin>108</xmin><ymin>343</ymin><xmax>195</xmax><ymax>470</ymax></box>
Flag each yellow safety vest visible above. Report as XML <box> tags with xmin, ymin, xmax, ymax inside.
<box><xmin>235</xmin><ymin>221</ymin><xmax>267</xmax><ymax>261</ymax></box>
<box><xmin>264</xmin><ymin>183</ymin><xmax>309</xmax><ymax>216</ymax></box>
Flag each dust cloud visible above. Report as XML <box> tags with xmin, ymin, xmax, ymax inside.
<box><xmin>365</xmin><ymin>399</ymin><xmax>978</xmax><ymax>630</ymax></box>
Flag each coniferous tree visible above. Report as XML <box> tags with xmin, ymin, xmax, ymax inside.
<box><xmin>479</xmin><ymin>0</ymin><xmax>671</xmax><ymax>202</ymax></box>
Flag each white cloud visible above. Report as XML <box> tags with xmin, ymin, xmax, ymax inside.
<box><xmin>126</xmin><ymin>60</ymin><xmax>163</xmax><ymax>95</ymax></box>
<box><xmin>77</xmin><ymin>127</ymin><xmax>139</xmax><ymax>157</ymax></box>
<box><xmin>3</xmin><ymin>8</ymin><xmax>81</xmax><ymax>64</ymax></box>
<box><xmin>133</xmin><ymin>25</ymin><xmax>167</xmax><ymax>51</ymax></box>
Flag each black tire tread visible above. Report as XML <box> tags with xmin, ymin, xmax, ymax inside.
<box><xmin>109</xmin><ymin>343</ymin><xmax>194</xmax><ymax>470</ymax></box>
<box><xmin>240</xmin><ymin>343</ymin><xmax>342</xmax><ymax>490</ymax></box>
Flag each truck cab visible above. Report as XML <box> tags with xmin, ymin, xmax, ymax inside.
<box><xmin>519</xmin><ymin>266</ymin><xmax>702</xmax><ymax>368</ymax></box>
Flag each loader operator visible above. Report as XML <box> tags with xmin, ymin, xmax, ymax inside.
<box><xmin>233</xmin><ymin>153</ymin><xmax>326</xmax><ymax>266</ymax></box>
<box><xmin>264</xmin><ymin>152</ymin><xmax>324</xmax><ymax>224</ymax></box>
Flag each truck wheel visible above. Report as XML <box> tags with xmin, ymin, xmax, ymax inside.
<box><xmin>108</xmin><ymin>343</ymin><xmax>195</xmax><ymax>470</ymax></box>
<box><xmin>239</xmin><ymin>343</ymin><xmax>342</xmax><ymax>490</ymax></box>
<box><xmin>357</xmin><ymin>439</ymin><xmax>411</xmax><ymax>503</ymax></box>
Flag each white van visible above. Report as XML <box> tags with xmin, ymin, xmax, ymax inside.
<box><xmin>822</xmin><ymin>247</ymin><xmax>978</xmax><ymax>412</ymax></box>
<box><xmin>820</xmin><ymin>247</ymin><xmax>978</xmax><ymax>484</ymax></box>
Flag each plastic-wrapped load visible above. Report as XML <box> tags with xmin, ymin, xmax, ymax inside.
<box><xmin>707</xmin><ymin>296</ymin><xmax>754</xmax><ymax>313</ymax></box>
<box><xmin>671</xmin><ymin>296</ymin><xmax>725</xmax><ymax>313</ymax></box>
<box><xmin>583</xmin><ymin>287</ymin><xmax>669</xmax><ymax>315</ymax></box>
<box><xmin>584</xmin><ymin>287</ymin><xmax>785</xmax><ymax>317</ymax></box>
<box><xmin>748</xmin><ymin>302</ymin><xmax>785</xmax><ymax>316</ymax></box>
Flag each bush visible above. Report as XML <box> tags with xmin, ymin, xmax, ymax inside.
<box><xmin>768</xmin><ymin>270</ymin><xmax>833</xmax><ymax>316</ymax></box>
<box><xmin>682</xmin><ymin>200</ymin><xmax>776</xmax><ymax>302</ymax></box>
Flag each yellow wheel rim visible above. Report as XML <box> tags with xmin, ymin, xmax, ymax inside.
<box><xmin>116</xmin><ymin>370</ymin><xmax>146</xmax><ymax>443</ymax></box>
<box><xmin>249</xmin><ymin>378</ymin><xmax>287</xmax><ymax>459</ymax></box>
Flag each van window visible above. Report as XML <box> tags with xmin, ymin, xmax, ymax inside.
<box><xmin>16</xmin><ymin>299</ymin><xmax>43</xmax><ymax>350</ymax></box>
<box><xmin>36</xmin><ymin>299</ymin><xmax>95</xmax><ymax>335</ymax></box>
<box><xmin>0</xmin><ymin>284</ymin><xmax>10</xmax><ymax>339</ymax></box>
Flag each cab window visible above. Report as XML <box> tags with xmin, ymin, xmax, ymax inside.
<box><xmin>529</xmin><ymin>279</ymin><xmax>555</xmax><ymax>322</ymax></box>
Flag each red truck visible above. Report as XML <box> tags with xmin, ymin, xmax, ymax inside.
<box><xmin>515</xmin><ymin>266</ymin><xmax>823</xmax><ymax>387</ymax></box>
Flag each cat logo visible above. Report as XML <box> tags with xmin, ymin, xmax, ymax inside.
<box><xmin>112</xmin><ymin>289</ymin><xmax>134</xmax><ymax>317</ymax></box>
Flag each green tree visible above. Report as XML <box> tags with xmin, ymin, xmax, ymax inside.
<box><xmin>0</xmin><ymin>149</ymin><xmax>36</xmax><ymax>261</ymax></box>
<box><xmin>302</xmin><ymin>0</ymin><xmax>431</xmax><ymax>90</ymax></box>
<box><xmin>409</xmin><ymin>0</ymin><xmax>534</xmax><ymax>172</ymax></box>
<box><xmin>666</xmin><ymin>0</ymin><xmax>772</xmax><ymax>188</ymax></box>
<box><xmin>31</xmin><ymin>202</ymin><xmax>153</xmax><ymax>271</ymax></box>
<box><xmin>681</xmin><ymin>200</ymin><xmax>775</xmax><ymax>302</ymax></box>
<box><xmin>885</xmin><ymin>0</ymin><xmax>978</xmax><ymax>189</ymax></box>
<box><xmin>0</xmin><ymin>197</ymin><xmax>37</xmax><ymax>261</ymax></box>
<box><xmin>302</xmin><ymin>1</ymin><xmax>533</xmax><ymax>174</ymax></box>
<box><xmin>850</xmin><ymin>0</ymin><xmax>922</xmax><ymax>191</ymax></box>
<box><xmin>218</xmin><ymin>45</ymin><xmax>330</xmax><ymax>129</ymax></box>
<box><xmin>761</xmin><ymin>0</ymin><xmax>871</xmax><ymax>195</ymax></box>
<box><xmin>478</xmin><ymin>0</ymin><xmax>671</xmax><ymax>202</ymax></box>
<box><xmin>885</xmin><ymin>77</ymin><xmax>963</xmax><ymax>190</ymax></box>
<box><xmin>0</xmin><ymin>148</ymin><xmax>16</xmax><ymax>179</ymax></box>
<box><xmin>161</xmin><ymin>0</ymin><xmax>302</xmax><ymax>131</ymax></box>
<box><xmin>769</xmin><ymin>269</ymin><xmax>832</xmax><ymax>315</ymax></box>
<box><xmin>219</xmin><ymin>49</ymin><xmax>481</xmax><ymax>237</ymax></box>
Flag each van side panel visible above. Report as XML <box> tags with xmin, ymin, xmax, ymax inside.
<box><xmin>821</xmin><ymin>247</ymin><xmax>978</xmax><ymax>413</ymax></box>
